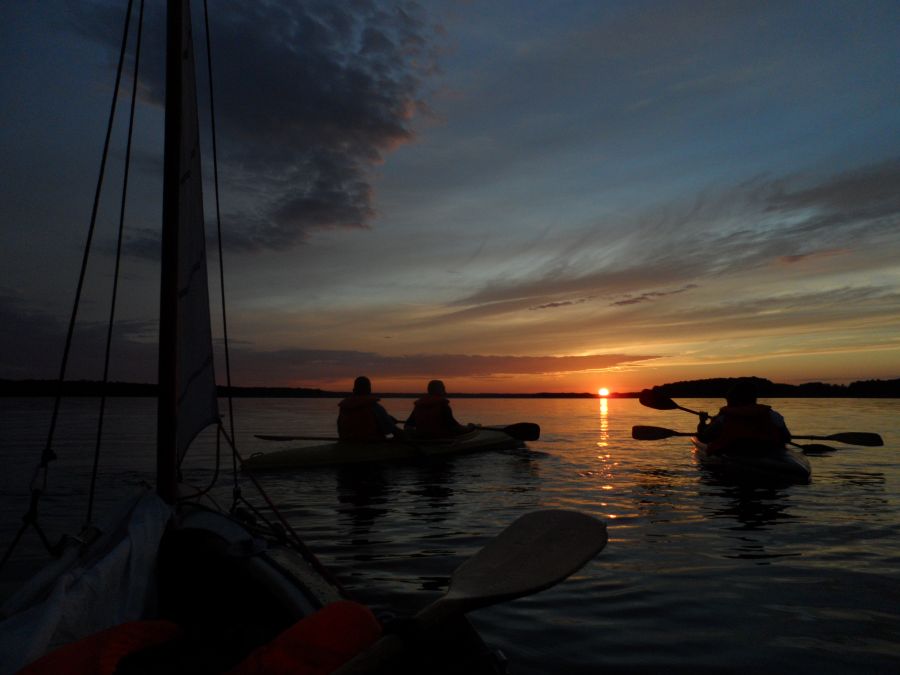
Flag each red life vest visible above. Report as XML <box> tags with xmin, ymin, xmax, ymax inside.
<box><xmin>707</xmin><ymin>403</ymin><xmax>785</xmax><ymax>454</ymax></box>
<box><xmin>17</xmin><ymin>620</ymin><xmax>182</xmax><ymax>675</ymax></box>
<box><xmin>337</xmin><ymin>395</ymin><xmax>383</xmax><ymax>441</ymax></box>
<box><xmin>228</xmin><ymin>600</ymin><xmax>381</xmax><ymax>675</ymax></box>
<box><xmin>408</xmin><ymin>394</ymin><xmax>453</xmax><ymax>437</ymax></box>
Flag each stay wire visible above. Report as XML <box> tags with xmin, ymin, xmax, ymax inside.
<box><xmin>198</xmin><ymin>1</ymin><xmax>343</xmax><ymax>595</ymax></box>
<box><xmin>87</xmin><ymin>0</ymin><xmax>145</xmax><ymax>527</ymax></box>
<box><xmin>201</xmin><ymin>0</ymin><xmax>240</xmax><ymax>506</ymax></box>
<box><xmin>1</xmin><ymin>0</ymin><xmax>137</xmax><ymax>573</ymax></box>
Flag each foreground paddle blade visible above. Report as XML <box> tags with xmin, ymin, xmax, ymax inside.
<box><xmin>422</xmin><ymin>509</ymin><xmax>607</xmax><ymax>622</ymax></box>
<box><xmin>335</xmin><ymin>509</ymin><xmax>607</xmax><ymax>674</ymax></box>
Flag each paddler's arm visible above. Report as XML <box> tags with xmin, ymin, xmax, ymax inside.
<box><xmin>696</xmin><ymin>411</ymin><xmax>710</xmax><ymax>438</ymax></box>
<box><xmin>770</xmin><ymin>409</ymin><xmax>792</xmax><ymax>444</ymax></box>
<box><xmin>373</xmin><ymin>402</ymin><xmax>403</xmax><ymax>438</ymax></box>
<box><xmin>697</xmin><ymin>412</ymin><xmax>722</xmax><ymax>442</ymax></box>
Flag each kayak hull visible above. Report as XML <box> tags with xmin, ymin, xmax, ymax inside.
<box><xmin>690</xmin><ymin>437</ymin><xmax>812</xmax><ymax>485</ymax></box>
<box><xmin>244</xmin><ymin>428</ymin><xmax>521</xmax><ymax>470</ymax></box>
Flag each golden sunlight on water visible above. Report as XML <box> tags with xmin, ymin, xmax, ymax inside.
<box><xmin>595</xmin><ymin>397</ymin><xmax>616</xmax><ymax>498</ymax></box>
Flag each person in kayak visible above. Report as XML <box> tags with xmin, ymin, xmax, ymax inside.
<box><xmin>696</xmin><ymin>379</ymin><xmax>791</xmax><ymax>454</ymax></box>
<box><xmin>337</xmin><ymin>376</ymin><xmax>403</xmax><ymax>441</ymax></box>
<box><xmin>405</xmin><ymin>379</ymin><xmax>471</xmax><ymax>438</ymax></box>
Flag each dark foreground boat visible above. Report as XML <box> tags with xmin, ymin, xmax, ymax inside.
<box><xmin>245</xmin><ymin>427</ymin><xmax>522</xmax><ymax>471</ymax></box>
<box><xmin>0</xmin><ymin>3</ymin><xmax>606</xmax><ymax>673</ymax></box>
<box><xmin>690</xmin><ymin>437</ymin><xmax>812</xmax><ymax>485</ymax></box>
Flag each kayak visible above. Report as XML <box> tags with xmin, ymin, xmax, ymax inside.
<box><xmin>690</xmin><ymin>437</ymin><xmax>812</xmax><ymax>484</ymax></box>
<box><xmin>244</xmin><ymin>427</ymin><xmax>522</xmax><ymax>470</ymax></box>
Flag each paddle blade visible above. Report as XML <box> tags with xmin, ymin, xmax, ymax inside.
<box><xmin>498</xmin><ymin>422</ymin><xmax>540</xmax><ymax>441</ymax></box>
<box><xmin>335</xmin><ymin>510</ymin><xmax>606</xmax><ymax>675</ymax></box>
<box><xmin>436</xmin><ymin>510</ymin><xmax>606</xmax><ymax>616</ymax></box>
<box><xmin>631</xmin><ymin>425</ymin><xmax>685</xmax><ymax>440</ymax></box>
<box><xmin>827</xmin><ymin>432</ymin><xmax>884</xmax><ymax>447</ymax></box>
<box><xmin>639</xmin><ymin>389</ymin><xmax>678</xmax><ymax>410</ymax></box>
<box><xmin>794</xmin><ymin>432</ymin><xmax>885</xmax><ymax>446</ymax></box>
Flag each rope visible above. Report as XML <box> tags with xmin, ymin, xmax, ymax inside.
<box><xmin>1</xmin><ymin>0</ymin><xmax>137</xmax><ymax>573</ymax></box>
<box><xmin>200</xmin><ymin>0</ymin><xmax>242</xmax><ymax>510</ymax></box>
<box><xmin>220</xmin><ymin>428</ymin><xmax>347</xmax><ymax>594</ymax></box>
<box><xmin>87</xmin><ymin>0</ymin><xmax>145</xmax><ymax>527</ymax></box>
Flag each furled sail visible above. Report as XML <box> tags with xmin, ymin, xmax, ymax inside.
<box><xmin>158</xmin><ymin>0</ymin><xmax>218</xmax><ymax>471</ymax></box>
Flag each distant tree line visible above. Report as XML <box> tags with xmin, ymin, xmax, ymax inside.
<box><xmin>2</xmin><ymin>376</ymin><xmax>898</xmax><ymax>398</ymax></box>
<box><xmin>647</xmin><ymin>376</ymin><xmax>900</xmax><ymax>399</ymax></box>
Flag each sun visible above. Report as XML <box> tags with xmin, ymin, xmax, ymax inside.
<box><xmin>598</xmin><ymin>387</ymin><xmax>610</xmax><ymax>397</ymax></box>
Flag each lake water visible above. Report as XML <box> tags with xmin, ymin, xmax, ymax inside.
<box><xmin>2</xmin><ymin>396</ymin><xmax>899</xmax><ymax>673</ymax></box>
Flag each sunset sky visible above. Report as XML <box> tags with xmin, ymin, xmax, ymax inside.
<box><xmin>2</xmin><ymin>1</ymin><xmax>899</xmax><ymax>394</ymax></box>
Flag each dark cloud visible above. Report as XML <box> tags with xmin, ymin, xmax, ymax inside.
<box><xmin>71</xmin><ymin>0</ymin><xmax>437</xmax><ymax>252</ymax></box>
<box><xmin>765</xmin><ymin>159</ymin><xmax>900</xmax><ymax>239</ymax></box>
<box><xmin>230</xmin><ymin>348</ymin><xmax>659</xmax><ymax>385</ymax></box>
<box><xmin>529</xmin><ymin>298</ymin><xmax>590</xmax><ymax>311</ymax></box>
<box><xmin>0</xmin><ymin>292</ymin><xmax>657</xmax><ymax>385</ymax></box>
<box><xmin>610</xmin><ymin>284</ymin><xmax>698</xmax><ymax>307</ymax></box>
<box><xmin>614</xmin><ymin>285</ymin><xmax>900</xmax><ymax>341</ymax></box>
<box><xmin>0</xmin><ymin>292</ymin><xmax>158</xmax><ymax>381</ymax></box>
<box><xmin>778</xmin><ymin>249</ymin><xmax>847</xmax><ymax>265</ymax></box>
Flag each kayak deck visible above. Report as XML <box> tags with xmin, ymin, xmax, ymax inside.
<box><xmin>690</xmin><ymin>437</ymin><xmax>812</xmax><ymax>484</ymax></box>
<box><xmin>244</xmin><ymin>428</ymin><xmax>521</xmax><ymax>470</ymax></box>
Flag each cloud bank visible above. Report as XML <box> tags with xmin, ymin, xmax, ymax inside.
<box><xmin>74</xmin><ymin>0</ymin><xmax>438</xmax><ymax>253</ymax></box>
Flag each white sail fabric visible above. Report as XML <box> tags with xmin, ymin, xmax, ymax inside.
<box><xmin>172</xmin><ymin>0</ymin><xmax>219</xmax><ymax>461</ymax></box>
<box><xmin>0</xmin><ymin>492</ymin><xmax>172</xmax><ymax>675</ymax></box>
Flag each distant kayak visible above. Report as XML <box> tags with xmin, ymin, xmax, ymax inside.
<box><xmin>244</xmin><ymin>427</ymin><xmax>522</xmax><ymax>470</ymax></box>
<box><xmin>690</xmin><ymin>437</ymin><xmax>812</xmax><ymax>484</ymax></box>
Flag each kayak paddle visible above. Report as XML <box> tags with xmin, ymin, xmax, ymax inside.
<box><xmin>333</xmin><ymin>509</ymin><xmax>607</xmax><ymax>674</ymax></box>
<box><xmin>638</xmin><ymin>391</ymin><xmax>884</xmax><ymax>447</ymax></box>
<box><xmin>632</xmin><ymin>425</ymin><xmax>694</xmax><ymax>440</ymax></box>
<box><xmin>790</xmin><ymin>432</ymin><xmax>883</xmax><ymax>446</ymax></box>
<box><xmin>634</xmin><ymin>425</ymin><xmax>884</xmax><ymax>449</ymax></box>
<box><xmin>478</xmin><ymin>422</ymin><xmax>541</xmax><ymax>441</ymax></box>
<box><xmin>638</xmin><ymin>389</ymin><xmax>703</xmax><ymax>415</ymax></box>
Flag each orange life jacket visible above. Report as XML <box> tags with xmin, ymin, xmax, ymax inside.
<box><xmin>17</xmin><ymin>620</ymin><xmax>182</xmax><ymax>675</ymax></box>
<box><xmin>707</xmin><ymin>403</ymin><xmax>785</xmax><ymax>454</ymax></box>
<box><xmin>337</xmin><ymin>395</ymin><xmax>383</xmax><ymax>441</ymax></box>
<box><xmin>227</xmin><ymin>600</ymin><xmax>381</xmax><ymax>675</ymax></box>
<box><xmin>408</xmin><ymin>394</ymin><xmax>453</xmax><ymax>437</ymax></box>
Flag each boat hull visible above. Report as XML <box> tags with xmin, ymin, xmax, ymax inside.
<box><xmin>244</xmin><ymin>428</ymin><xmax>521</xmax><ymax>470</ymax></box>
<box><xmin>690</xmin><ymin>437</ymin><xmax>812</xmax><ymax>484</ymax></box>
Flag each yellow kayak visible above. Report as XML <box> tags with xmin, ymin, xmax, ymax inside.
<box><xmin>244</xmin><ymin>428</ymin><xmax>522</xmax><ymax>470</ymax></box>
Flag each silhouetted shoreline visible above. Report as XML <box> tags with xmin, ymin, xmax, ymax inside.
<box><xmin>2</xmin><ymin>376</ymin><xmax>898</xmax><ymax>398</ymax></box>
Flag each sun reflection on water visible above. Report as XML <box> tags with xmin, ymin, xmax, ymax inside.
<box><xmin>596</xmin><ymin>397</ymin><xmax>609</xmax><ymax>451</ymax></box>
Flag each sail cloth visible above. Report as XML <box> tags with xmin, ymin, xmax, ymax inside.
<box><xmin>0</xmin><ymin>492</ymin><xmax>172</xmax><ymax>675</ymax></box>
<box><xmin>166</xmin><ymin>0</ymin><xmax>219</xmax><ymax>463</ymax></box>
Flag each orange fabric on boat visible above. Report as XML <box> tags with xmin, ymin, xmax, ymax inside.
<box><xmin>18</xmin><ymin>620</ymin><xmax>182</xmax><ymax>675</ymax></box>
<box><xmin>707</xmin><ymin>403</ymin><xmax>784</xmax><ymax>454</ymax></box>
<box><xmin>228</xmin><ymin>600</ymin><xmax>382</xmax><ymax>675</ymax></box>
<box><xmin>337</xmin><ymin>395</ymin><xmax>383</xmax><ymax>441</ymax></box>
<box><xmin>407</xmin><ymin>394</ymin><xmax>452</xmax><ymax>436</ymax></box>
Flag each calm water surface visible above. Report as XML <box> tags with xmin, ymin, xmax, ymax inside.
<box><xmin>2</xmin><ymin>397</ymin><xmax>899</xmax><ymax>673</ymax></box>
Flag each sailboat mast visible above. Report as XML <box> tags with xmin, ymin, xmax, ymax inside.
<box><xmin>157</xmin><ymin>0</ymin><xmax>221</xmax><ymax>504</ymax></box>
<box><xmin>158</xmin><ymin>0</ymin><xmax>184</xmax><ymax>504</ymax></box>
